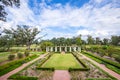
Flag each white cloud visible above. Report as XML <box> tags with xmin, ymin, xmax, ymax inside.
<box><xmin>0</xmin><ymin>0</ymin><xmax>120</xmax><ymax>39</ymax></box>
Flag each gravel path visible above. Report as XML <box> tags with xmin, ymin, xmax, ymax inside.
<box><xmin>53</xmin><ymin>70</ymin><xmax>70</xmax><ymax>80</ymax></box>
<box><xmin>80</xmin><ymin>53</ymin><xmax>120</xmax><ymax>80</ymax></box>
<box><xmin>0</xmin><ymin>54</ymin><xmax>47</xmax><ymax>80</ymax></box>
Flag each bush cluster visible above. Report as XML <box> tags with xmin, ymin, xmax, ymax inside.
<box><xmin>8</xmin><ymin>54</ymin><xmax>15</xmax><ymax>60</ymax></box>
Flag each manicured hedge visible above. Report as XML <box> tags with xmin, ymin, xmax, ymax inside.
<box><xmin>0</xmin><ymin>54</ymin><xmax>38</xmax><ymax>76</ymax></box>
<box><xmin>37</xmin><ymin>53</ymin><xmax>53</xmax><ymax>68</ymax></box>
<box><xmin>8</xmin><ymin>75</ymin><xmax>38</xmax><ymax>80</ymax></box>
<box><xmin>37</xmin><ymin>67</ymin><xmax>54</xmax><ymax>71</ymax></box>
<box><xmin>70</xmin><ymin>52</ymin><xmax>90</xmax><ymax>71</ymax></box>
<box><xmin>69</xmin><ymin>67</ymin><xmax>89</xmax><ymax>71</ymax></box>
<box><xmin>72</xmin><ymin>52</ymin><xmax>89</xmax><ymax>68</ymax></box>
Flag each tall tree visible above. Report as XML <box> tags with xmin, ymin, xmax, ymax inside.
<box><xmin>76</xmin><ymin>34</ymin><xmax>82</xmax><ymax>46</ymax></box>
<box><xmin>87</xmin><ymin>35</ymin><xmax>95</xmax><ymax>44</ymax></box>
<box><xmin>95</xmin><ymin>37</ymin><xmax>101</xmax><ymax>45</ymax></box>
<box><xmin>0</xmin><ymin>0</ymin><xmax>20</xmax><ymax>21</ymax></box>
<box><xmin>103</xmin><ymin>38</ymin><xmax>109</xmax><ymax>45</ymax></box>
<box><xmin>0</xmin><ymin>35</ymin><xmax>14</xmax><ymax>51</ymax></box>
<box><xmin>111</xmin><ymin>35</ymin><xmax>120</xmax><ymax>46</ymax></box>
<box><xmin>4</xmin><ymin>25</ymin><xmax>41</xmax><ymax>49</ymax></box>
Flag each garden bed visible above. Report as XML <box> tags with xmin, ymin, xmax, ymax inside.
<box><xmin>70</xmin><ymin>53</ymin><xmax>115</xmax><ymax>80</ymax></box>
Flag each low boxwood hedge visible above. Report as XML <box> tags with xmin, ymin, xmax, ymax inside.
<box><xmin>72</xmin><ymin>52</ymin><xmax>89</xmax><ymax>69</ymax></box>
<box><xmin>69</xmin><ymin>67</ymin><xmax>90</xmax><ymax>71</ymax></box>
<box><xmin>37</xmin><ymin>67</ymin><xmax>54</xmax><ymax>71</ymax></box>
<box><xmin>8</xmin><ymin>75</ymin><xmax>38</xmax><ymax>80</ymax></box>
<box><xmin>37</xmin><ymin>53</ymin><xmax>53</xmax><ymax>68</ymax></box>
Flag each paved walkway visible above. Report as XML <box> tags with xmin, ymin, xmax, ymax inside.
<box><xmin>53</xmin><ymin>70</ymin><xmax>70</xmax><ymax>80</ymax></box>
<box><xmin>80</xmin><ymin>53</ymin><xmax>120</xmax><ymax>80</ymax></box>
<box><xmin>0</xmin><ymin>54</ymin><xmax>47</xmax><ymax>80</ymax></box>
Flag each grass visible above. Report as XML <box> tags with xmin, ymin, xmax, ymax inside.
<box><xmin>42</xmin><ymin>54</ymin><xmax>83</xmax><ymax>70</ymax></box>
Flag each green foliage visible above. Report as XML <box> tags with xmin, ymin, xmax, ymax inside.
<box><xmin>9</xmin><ymin>75</ymin><xmax>38</xmax><ymax>80</ymax></box>
<box><xmin>0</xmin><ymin>35</ymin><xmax>14</xmax><ymax>51</ymax></box>
<box><xmin>83</xmin><ymin>51</ymin><xmax>120</xmax><ymax>74</ymax></box>
<box><xmin>40</xmin><ymin>41</ymin><xmax>53</xmax><ymax>51</ymax></box>
<box><xmin>24</xmin><ymin>51</ymin><xmax>30</xmax><ymax>57</ymax></box>
<box><xmin>4</xmin><ymin>25</ymin><xmax>41</xmax><ymax>49</ymax></box>
<box><xmin>114</xmin><ymin>55</ymin><xmax>120</xmax><ymax>63</ymax></box>
<box><xmin>17</xmin><ymin>52</ymin><xmax>23</xmax><ymax>58</ymax></box>
<box><xmin>106</xmin><ymin>64</ymin><xmax>120</xmax><ymax>74</ymax></box>
<box><xmin>8</xmin><ymin>54</ymin><xmax>15</xmax><ymax>60</ymax></box>
<box><xmin>37</xmin><ymin>67</ymin><xmax>54</xmax><ymax>71</ymax></box>
<box><xmin>0</xmin><ymin>54</ymin><xmax>38</xmax><ymax>76</ymax></box>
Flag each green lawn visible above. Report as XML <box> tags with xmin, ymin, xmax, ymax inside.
<box><xmin>42</xmin><ymin>54</ymin><xmax>83</xmax><ymax>70</ymax></box>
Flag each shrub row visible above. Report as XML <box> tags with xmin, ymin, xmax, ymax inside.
<box><xmin>37</xmin><ymin>53</ymin><xmax>53</xmax><ymax>67</ymax></box>
<box><xmin>71</xmin><ymin>52</ymin><xmax>90</xmax><ymax>71</ymax></box>
<box><xmin>0</xmin><ymin>54</ymin><xmax>38</xmax><ymax>76</ymax></box>
<box><xmin>37</xmin><ymin>67</ymin><xmax>54</xmax><ymax>71</ymax></box>
<box><xmin>83</xmin><ymin>51</ymin><xmax>120</xmax><ymax>68</ymax></box>
<box><xmin>69</xmin><ymin>68</ymin><xmax>90</xmax><ymax>72</ymax></box>
<box><xmin>72</xmin><ymin>52</ymin><xmax>89</xmax><ymax>68</ymax></box>
<box><xmin>8</xmin><ymin>75</ymin><xmax>38</xmax><ymax>80</ymax></box>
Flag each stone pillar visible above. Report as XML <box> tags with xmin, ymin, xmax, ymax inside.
<box><xmin>46</xmin><ymin>47</ymin><xmax>49</xmax><ymax>52</ymax></box>
<box><xmin>65</xmin><ymin>46</ymin><xmax>67</xmax><ymax>52</ymax></box>
<box><xmin>69</xmin><ymin>47</ymin><xmax>71</xmax><ymax>52</ymax></box>
<box><xmin>78</xmin><ymin>47</ymin><xmax>81</xmax><ymax>52</ymax></box>
<box><xmin>50</xmin><ymin>47</ymin><xmax>53</xmax><ymax>52</ymax></box>
<box><xmin>74</xmin><ymin>47</ymin><xmax>76</xmax><ymax>52</ymax></box>
<box><xmin>60</xmin><ymin>46</ymin><xmax>61</xmax><ymax>52</ymax></box>
<box><xmin>55</xmin><ymin>46</ymin><xmax>57</xmax><ymax>52</ymax></box>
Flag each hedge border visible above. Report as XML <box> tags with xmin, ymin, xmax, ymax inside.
<box><xmin>69</xmin><ymin>52</ymin><xmax>90</xmax><ymax>71</ymax></box>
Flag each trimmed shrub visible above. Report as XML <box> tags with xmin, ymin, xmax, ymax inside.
<box><xmin>24</xmin><ymin>51</ymin><xmax>30</xmax><ymax>57</ymax></box>
<box><xmin>17</xmin><ymin>52</ymin><xmax>23</xmax><ymax>58</ymax></box>
<box><xmin>8</xmin><ymin>54</ymin><xmax>15</xmax><ymax>60</ymax></box>
<box><xmin>37</xmin><ymin>67</ymin><xmax>54</xmax><ymax>71</ymax></box>
<box><xmin>69</xmin><ymin>68</ymin><xmax>89</xmax><ymax>71</ymax></box>
<box><xmin>9</xmin><ymin>75</ymin><xmax>38</xmax><ymax>80</ymax></box>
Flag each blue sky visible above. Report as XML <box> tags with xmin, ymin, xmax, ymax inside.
<box><xmin>0</xmin><ymin>0</ymin><xmax>120</xmax><ymax>40</ymax></box>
